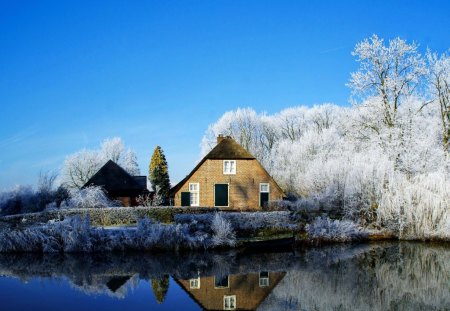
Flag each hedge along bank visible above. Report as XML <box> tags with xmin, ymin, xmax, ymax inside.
<box><xmin>0</xmin><ymin>206</ymin><xmax>291</xmax><ymax>227</ymax></box>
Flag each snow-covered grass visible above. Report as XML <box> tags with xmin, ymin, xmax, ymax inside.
<box><xmin>306</xmin><ymin>217</ymin><xmax>368</xmax><ymax>243</ymax></box>
<box><xmin>0</xmin><ymin>213</ymin><xmax>237</xmax><ymax>253</ymax></box>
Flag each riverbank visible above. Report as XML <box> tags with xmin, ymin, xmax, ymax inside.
<box><xmin>0</xmin><ymin>207</ymin><xmax>447</xmax><ymax>253</ymax></box>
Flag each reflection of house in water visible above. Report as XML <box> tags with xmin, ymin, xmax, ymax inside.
<box><xmin>176</xmin><ymin>271</ymin><xmax>286</xmax><ymax>310</ymax></box>
<box><xmin>106</xmin><ymin>276</ymin><xmax>132</xmax><ymax>293</ymax></box>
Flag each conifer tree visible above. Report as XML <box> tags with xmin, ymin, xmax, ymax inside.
<box><xmin>151</xmin><ymin>275</ymin><xmax>170</xmax><ymax>304</ymax></box>
<box><xmin>148</xmin><ymin>146</ymin><xmax>171</xmax><ymax>204</ymax></box>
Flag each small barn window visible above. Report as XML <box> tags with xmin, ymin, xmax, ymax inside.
<box><xmin>223</xmin><ymin>160</ymin><xmax>236</xmax><ymax>174</ymax></box>
<box><xmin>259</xmin><ymin>271</ymin><xmax>269</xmax><ymax>287</ymax></box>
<box><xmin>189</xmin><ymin>183</ymin><xmax>199</xmax><ymax>206</ymax></box>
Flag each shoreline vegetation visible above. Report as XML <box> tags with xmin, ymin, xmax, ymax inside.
<box><xmin>0</xmin><ymin>206</ymin><xmax>447</xmax><ymax>253</ymax></box>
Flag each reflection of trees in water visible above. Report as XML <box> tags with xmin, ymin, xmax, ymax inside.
<box><xmin>259</xmin><ymin>243</ymin><xmax>450</xmax><ymax>311</ymax></box>
<box><xmin>0</xmin><ymin>243</ymin><xmax>448</xmax><ymax>309</ymax></box>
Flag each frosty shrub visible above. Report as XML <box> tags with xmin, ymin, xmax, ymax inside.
<box><xmin>378</xmin><ymin>170</ymin><xmax>450</xmax><ymax>240</ymax></box>
<box><xmin>0</xmin><ymin>216</ymin><xmax>221</xmax><ymax>253</ymax></box>
<box><xmin>175</xmin><ymin>211</ymin><xmax>296</xmax><ymax>234</ymax></box>
<box><xmin>0</xmin><ymin>175</ymin><xmax>71</xmax><ymax>216</ymax></box>
<box><xmin>306</xmin><ymin>217</ymin><xmax>368</xmax><ymax>243</ymax></box>
<box><xmin>65</xmin><ymin>186</ymin><xmax>121</xmax><ymax>209</ymax></box>
<box><xmin>211</xmin><ymin>213</ymin><xmax>236</xmax><ymax>247</ymax></box>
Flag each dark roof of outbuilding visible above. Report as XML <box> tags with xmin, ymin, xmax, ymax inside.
<box><xmin>83</xmin><ymin>160</ymin><xmax>147</xmax><ymax>194</ymax></box>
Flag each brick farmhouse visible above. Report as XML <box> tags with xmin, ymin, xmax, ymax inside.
<box><xmin>171</xmin><ymin>135</ymin><xmax>284</xmax><ymax>209</ymax></box>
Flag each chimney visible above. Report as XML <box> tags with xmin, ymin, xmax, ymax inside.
<box><xmin>217</xmin><ymin>134</ymin><xmax>225</xmax><ymax>144</ymax></box>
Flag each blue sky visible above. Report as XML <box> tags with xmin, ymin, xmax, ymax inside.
<box><xmin>0</xmin><ymin>0</ymin><xmax>449</xmax><ymax>189</ymax></box>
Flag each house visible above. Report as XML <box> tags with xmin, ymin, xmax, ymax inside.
<box><xmin>83</xmin><ymin>160</ymin><xmax>148</xmax><ymax>206</ymax></box>
<box><xmin>171</xmin><ymin>135</ymin><xmax>284</xmax><ymax>209</ymax></box>
<box><xmin>175</xmin><ymin>271</ymin><xmax>286</xmax><ymax>310</ymax></box>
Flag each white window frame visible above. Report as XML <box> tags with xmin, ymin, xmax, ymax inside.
<box><xmin>223</xmin><ymin>295</ymin><xmax>236</xmax><ymax>310</ymax></box>
<box><xmin>223</xmin><ymin>160</ymin><xmax>236</xmax><ymax>175</ymax></box>
<box><xmin>260</xmin><ymin>183</ymin><xmax>270</xmax><ymax>193</ymax></box>
<box><xmin>259</xmin><ymin>272</ymin><xmax>269</xmax><ymax>287</ymax></box>
<box><xmin>189</xmin><ymin>183</ymin><xmax>200</xmax><ymax>207</ymax></box>
<box><xmin>189</xmin><ymin>277</ymin><xmax>200</xmax><ymax>289</ymax></box>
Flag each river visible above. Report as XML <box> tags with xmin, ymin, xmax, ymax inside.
<box><xmin>0</xmin><ymin>242</ymin><xmax>448</xmax><ymax>310</ymax></box>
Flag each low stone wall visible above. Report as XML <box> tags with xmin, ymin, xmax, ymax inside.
<box><xmin>0</xmin><ymin>206</ymin><xmax>266</xmax><ymax>227</ymax></box>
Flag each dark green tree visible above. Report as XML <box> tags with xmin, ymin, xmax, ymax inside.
<box><xmin>148</xmin><ymin>146</ymin><xmax>171</xmax><ymax>205</ymax></box>
<box><xmin>151</xmin><ymin>275</ymin><xmax>170</xmax><ymax>304</ymax></box>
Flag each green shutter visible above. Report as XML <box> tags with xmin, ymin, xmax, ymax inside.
<box><xmin>181</xmin><ymin>192</ymin><xmax>190</xmax><ymax>207</ymax></box>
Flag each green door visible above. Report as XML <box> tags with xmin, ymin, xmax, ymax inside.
<box><xmin>214</xmin><ymin>184</ymin><xmax>229</xmax><ymax>207</ymax></box>
<box><xmin>181</xmin><ymin>192</ymin><xmax>190</xmax><ymax>207</ymax></box>
<box><xmin>260</xmin><ymin>193</ymin><xmax>269</xmax><ymax>208</ymax></box>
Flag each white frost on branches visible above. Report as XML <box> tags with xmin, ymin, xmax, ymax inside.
<box><xmin>61</xmin><ymin>137</ymin><xmax>140</xmax><ymax>189</ymax></box>
<box><xmin>201</xmin><ymin>35</ymin><xmax>450</xmax><ymax>240</ymax></box>
<box><xmin>63</xmin><ymin>186</ymin><xmax>120</xmax><ymax>209</ymax></box>
<box><xmin>211</xmin><ymin>213</ymin><xmax>236</xmax><ymax>247</ymax></box>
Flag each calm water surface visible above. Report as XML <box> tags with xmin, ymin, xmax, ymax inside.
<box><xmin>0</xmin><ymin>242</ymin><xmax>448</xmax><ymax>311</ymax></box>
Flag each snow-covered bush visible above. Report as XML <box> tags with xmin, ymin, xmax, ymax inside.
<box><xmin>0</xmin><ymin>185</ymin><xmax>37</xmax><ymax>215</ymax></box>
<box><xmin>378</xmin><ymin>170</ymin><xmax>450</xmax><ymax>240</ymax></box>
<box><xmin>64</xmin><ymin>186</ymin><xmax>121</xmax><ymax>209</ymax></box>
<box><xmin>0</xmin><ymin>175</ymin><xmax>71</xmax><ymax>215</ymax></box>
<box><xmin>0</xmin><ymin>215</ymin><xmax>228</xmax><ymax>253</ymax></box>
<box><xmin>306</xmin><ymin>217</ymin><xmax>368</xmax><ymax>243</ymax></box>
<box><xmin>175</xmin><ymin>211</ymin><xmax>296</xmax><ymax>234</ymax></box>
<box><xmin>211</xmin><ymin>213</ymin><xmax>236</xmax><ymax>247</ymax></box>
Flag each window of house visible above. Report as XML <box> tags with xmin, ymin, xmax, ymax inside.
<box><xmin>214</xmin><ymin>275</ymin><xmax>229</xmax><ymax>288</ymax></box>
<box><xmin>259</xmin><ymin>271</ymin><xmax>269</xmax><ymax>287</ymax></box>
<box><xmin>223</xmin><ymin>160</ymin><xmax>236</xmax><ymax>174</ymax></box>
<box><xmin>189</xmin><ymin>183</ymin><xmax>199</xmax><ymax>206</ymax></box>
<box><xmin>189</xmin><ymin>277</ymin><xmax>200</xmax><ymax>289</ymax></box>
<box><xmin>223</xmin><ymin>295</ymin><xmax>236</xmax><ymax>310</ymax></box>
<box><xmin>260</xmin><ymin>183</ymin><xmax>270</xmax><ymax>193</ymax></box>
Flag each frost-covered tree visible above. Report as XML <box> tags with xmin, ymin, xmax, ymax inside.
<box><xmin>426</xmin><ymin>50</ymin><xmax>450</xmax><ymax>152</ymax></box>
<box><xmin>61</xmin><ymin>137</ymin><xmax>140</xmax><ymax>189</ymax></box>
<box><xmin>198</xmin><ymin>36</ymin><xmax>449</xmax><ymax>239</ymax></box>
<box><xmin>100</xmin><ymin>137</ymin><xmax>124</xmax><ymax>163</ymax></box>
<box><xmin>148</xmin><ymin>146</ymin><xmax>171</xmax><ymax>204</ymax></box>
<box><xmin>61</xmin><ymin>149</ymin><xmax>103</xmax><ymax>189</ymax></box>
<box><xmin>123</xmin><ymin>149</ymin><xmax>140</xmax><ymax>176</ymax></box>
<box><xmin>348</xmin><ymin>35</ymin><xmax>427</xmax><ymax>127</ymax></box>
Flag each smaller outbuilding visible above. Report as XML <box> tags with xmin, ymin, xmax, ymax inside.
<box><xmin>83</xmin><ymin>160</ymin><xmax>148</xmax><ymax>206</ymax></box>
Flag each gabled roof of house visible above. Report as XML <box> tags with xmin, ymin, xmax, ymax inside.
<box><xmin>83</xmin><ymin>160</ymin><xmax>147</xmax><ymax>194</ymax></box>
<box><xmin>204</xmin><ymin>137</ymin><xmax>255</xmax><ymax>160</ymax></box>
<box><xmin>171</xmin><ymin>137</ymin><xmax>283</xmax><ymax>195</ymax></box>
